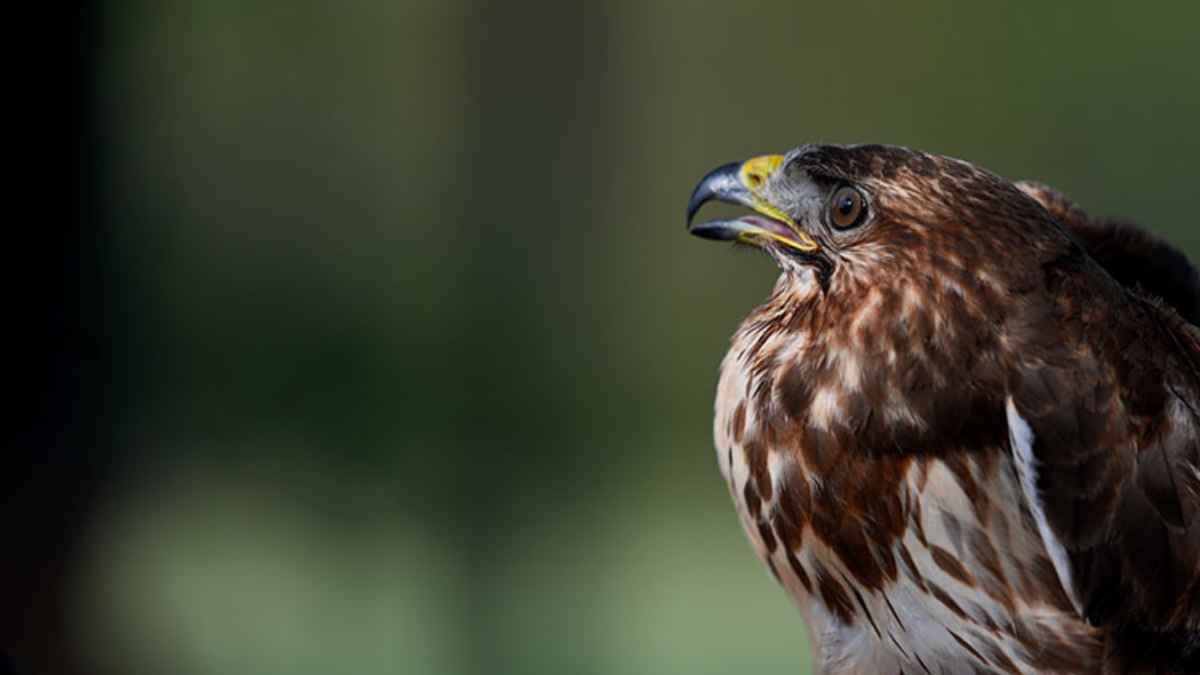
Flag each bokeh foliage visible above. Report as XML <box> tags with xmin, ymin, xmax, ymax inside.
<box><xmin>67</xmin><ymin>1</ymin><xmax>1200</xmax><ymax>674</ymax></box>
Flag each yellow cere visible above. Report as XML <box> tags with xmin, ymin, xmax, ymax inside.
<box><xmin>737</xmin><ymin>154</ymin><xmax>819</xmax><ymax>252</ymax></box>
<box><xmin>738</xmin><ymin>154</ymin><xmax>784</xmax><ymax>191</ymax></box>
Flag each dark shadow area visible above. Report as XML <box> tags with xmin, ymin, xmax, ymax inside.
<box><xmin>7</xmin><ymin>2</ymin><xmax>107</xmax><ymax>674</ymax></box>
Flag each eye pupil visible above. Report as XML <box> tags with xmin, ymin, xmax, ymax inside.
<box><xmin>830</xmin><ymin>185</ymin><xmax>866</xmax><ymax>229</ymax></box>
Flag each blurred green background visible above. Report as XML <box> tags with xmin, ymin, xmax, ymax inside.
<box><xmin>11</xmin><ymin>1</ymin><xmax>1200</xmax><ymax>674</ymax></box>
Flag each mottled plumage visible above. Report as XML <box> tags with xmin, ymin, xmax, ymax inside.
<box><xmin>687</xmin><ymin>144</ymin><xmax>1200</xmax><ymax>674</ymax></box>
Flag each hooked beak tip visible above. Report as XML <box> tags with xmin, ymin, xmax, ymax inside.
<box><xmin>686</xmin><ymin>161</ymin><xmax>748</xmax><ymax>229</ymax></box>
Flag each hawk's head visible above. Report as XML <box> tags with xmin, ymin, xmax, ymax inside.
<box><xmin>687</xmin><ymin>144</ymin><xmax>1068</xmax><ymax>295</ymax></box>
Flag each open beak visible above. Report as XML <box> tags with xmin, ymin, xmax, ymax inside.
<box><xmin>686</xmin><ymin>155</ymin><xmax>819</xmax><ymax>252</ymax></box>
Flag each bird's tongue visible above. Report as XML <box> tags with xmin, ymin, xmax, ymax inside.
<box><xmin>741</xmin><ymin>214</ymin><xmax>806</xmax><ymax>244</ymax></box>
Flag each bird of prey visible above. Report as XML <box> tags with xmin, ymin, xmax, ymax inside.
<box><xmin>686</xmin><ymin>144</ymin><xmax>1199</xmax><ymax>674</ymax></box>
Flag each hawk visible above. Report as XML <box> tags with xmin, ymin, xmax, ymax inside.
<box><xmin>686</xmin><ymin>144</ymin><xmax>1199</xmax><ymax>674</ymax></box>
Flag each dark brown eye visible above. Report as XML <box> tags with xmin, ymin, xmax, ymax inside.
<box><xmin>829</xmin><ymin>185</ymin><xmax>867</xmax><ymax>229</ymax></box>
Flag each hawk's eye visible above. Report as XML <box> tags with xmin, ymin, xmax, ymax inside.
<box><xmin>829</xmin><ymin>185</ymin><xmax>867</xmax><ymax>230</ymax></box>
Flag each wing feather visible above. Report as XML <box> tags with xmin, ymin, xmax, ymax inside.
<box><xmin>1005</xmin><ymin>198</ymin><xmax>1200</xmax><ymax>669</ymax></box>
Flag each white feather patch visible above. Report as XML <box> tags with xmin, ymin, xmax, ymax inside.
<box><xmin>1006</xmin><ymin>397</ymin><xmax>1083</xmax><ymax>614</ymax></box>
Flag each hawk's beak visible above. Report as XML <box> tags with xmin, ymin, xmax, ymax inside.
<box><xmin>686</xmin><ymin>155</ymin><xmax>819</xmax><ymax>252</ymax></box>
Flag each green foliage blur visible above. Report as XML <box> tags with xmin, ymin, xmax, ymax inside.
<box><xmin>70</xmin><ymin>1</ymin><xmax>1200</xmax><ymax>674</ymax></box>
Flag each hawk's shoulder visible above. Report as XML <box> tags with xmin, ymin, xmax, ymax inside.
<box><xmin>1017</xmin><ymin>180</ymin><xmax>1200</xmax><ymax>326</ymax></box>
